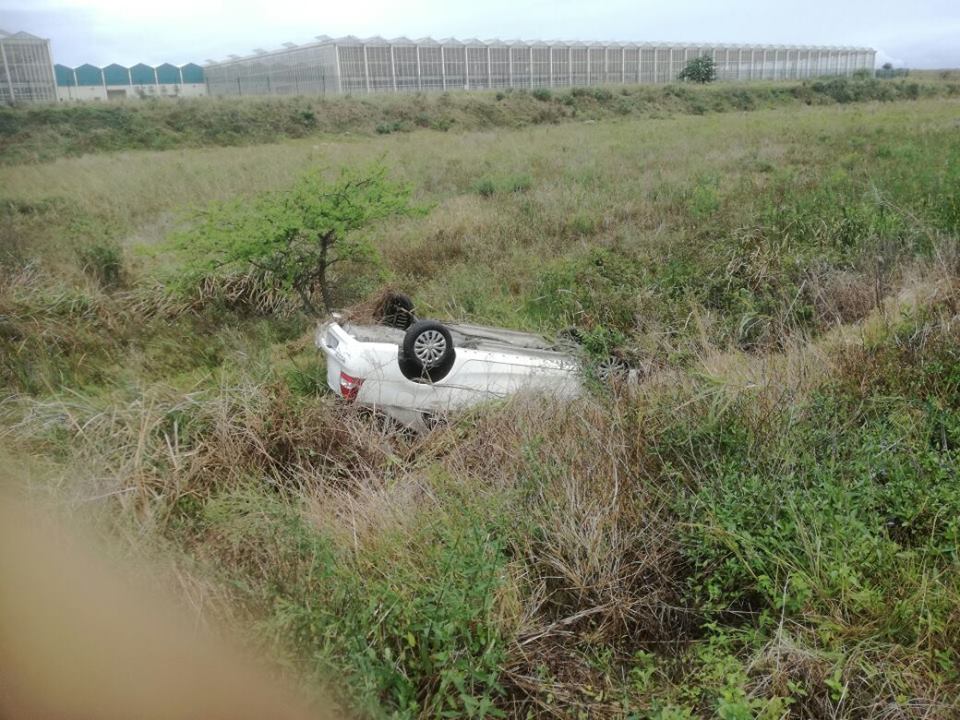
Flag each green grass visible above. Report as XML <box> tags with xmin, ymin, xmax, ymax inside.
<box><xmin>2</xmin><ymin>92</ymin><xmax>960</xmax><ymax>718</ymax></box>
<box><xmin>1</xmin><ymin>76</ymin><xmax>957</xmax><ymax>164</ymax></box>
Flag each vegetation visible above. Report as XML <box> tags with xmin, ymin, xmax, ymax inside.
<box><xmin>171</xmin><ymin>164</ymin><xmax>414</xmax><ymax>314</ymax></box>
<box><xmin>2</xmin><ymin>92</ymin><xmax>960</xmax><ymax>718</ymax></box>
<box><xmin>1</xmin><ymin>75</ymin><xmax>958</xmax><ymax>164</ymax></box>
<box><xmin>679</xmin><ymin>56</ymin><xmax>718</xmax><ymax>84</ymax></box>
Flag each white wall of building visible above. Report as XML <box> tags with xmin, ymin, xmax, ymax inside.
<box><xmin>57</xmin><ymin>82</ymin><xmax>207</xmax><ymax>101</ymax></box>
<box><xmin>57</xmin><ymin>84</ymin><xmax>106</xmax><ymax>101</ymax></box>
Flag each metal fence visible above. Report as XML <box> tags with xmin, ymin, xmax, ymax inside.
<box><xmin>205</xmin><ymin>36</ymin><xmax>877</xmax><ymax>97</ymax></box>
<box><xmin>0</xmin><ymin>29</ymin><xmax>57</xmax><ymax>104</ymax></box>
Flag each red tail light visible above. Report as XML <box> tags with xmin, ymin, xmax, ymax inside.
<box><xmin>339</xmin><ymin>371</ymin><xmax>364</xmax><ymax>401</ymax></box>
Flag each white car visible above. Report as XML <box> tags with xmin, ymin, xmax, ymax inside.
<box><xmin>315</xmin><ymin>295</ymin><xmax>630</xmax><ymax>430</ymax></box>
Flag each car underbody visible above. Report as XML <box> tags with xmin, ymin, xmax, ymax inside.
<box><xmin>317</xmin><ymin>318</ymin><xmax>585</xmax><ymax>430</ymax></box>
<box><xmin>315</xmin><ymin>293</ymin><xmax>635</xmax><ymax>430</ymax></box>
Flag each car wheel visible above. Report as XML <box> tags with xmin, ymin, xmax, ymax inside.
<box><xmin>399</xmin><ymin>320</ymin><xmax>456</xmax><ymax>382</ymax></box>
<box><xmin>594</xmin><ymin>355</ymin><xmax>630</xmax><ymax>382</ymax></box>
<box><xmin>376</xmin><ymin>292</ymin><xmax>416</xmax><ymax>329</ymax></box>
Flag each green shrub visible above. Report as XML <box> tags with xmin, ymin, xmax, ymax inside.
<box><xmin>532</xmin><ymin>88</ymin><xmax>552</xmax><ymax>102</ymax></box>
<box><xmin>591</xmin><ymin>87</ymin><xmax>614</xmax><ymax>102</ymax></box>
<box><xmin>668</xmin><ymin>316</ymin><xmax>960</xmax><ymax>642</ymax></box>
<box><xmin>473</xmin><ymin>178</ymin><xmax>497</xmax><ymax>197</ymax></box>
<box><xmin>528</xmin><ymin>247</ymin><xmax>647</xmax><ymax>330</ymax></box>
<box><xmin>566</xmin><ymin>212</ymin><xmax>597</xmax><ymax>236</ymax></box>
<box><xmin>375</xmin><ymin>120</ymin><xmax>407</xmax><ymax>134</ymax></box>
<box><xmin>686</xmin><ymin>175</ymin><xmax>721</xmax><ymax>218</ymax></box>
<box><xmin>284</xmin><ymin>356</ymin><xmax>327</xmax><ymax>396</ymax></box>
<box><xmin>614</xmin><ymin>97</ymin><xmax>634</xmax><ymax>115</ymax></box>
<box><xmin>679</xmin><ymin>55</ymin><xmax>717</xmax><ymax>84</ymax></box>
<box><xmin>727</xmin><ymin>89</ymin><xmax>756</xmax><ymax>110</ymax></box>
<box><xmin>533</xmin><ymin>106</ymin><xmax>563</xmax><ymax>124</ymax></box>
<box><xmin>76</xmin><ymin>241</ymin><xmax>125</xmax><ymax>289</ymax></box>
<box><xmin>470</xmin><ymin>174</ymin><xmax>533</xmax><ymax>197</ymax></box>
<box><xmin>506</xmin><ymin>173</ymin><xmax>532</xmax><ymax>193</ymax></box>
<box><xmin>297</xmin><ymin>108</ymin><xmax>317</xmax><ymax>127</ymax></box>
<box><xmin>808</xmin><ymin>77</ymin><xmax>911</xmax><ymax>104</ymax></box>
<box><xmin>576</xmin><ymin>325</ymin><xmax>628</xmax><ymax>359</ymax></box>
<box><xmin>204</xmin><ymin>489</ymin><xmax>509</xmax><ymax>718</ymax></box>
<box><xmin>170</xmin><ymin>164</ymin><xmax>413</xmax><ymax>315</ymax></box>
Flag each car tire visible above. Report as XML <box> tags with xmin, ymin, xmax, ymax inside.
<box><xmin>594</xmin><ymin>355</ymin><xmax>630</xmax><ymax>383</ymax></box>
<box><xmin>376</xmin><ymin>292</ymin><xmax>416</xmax><ymax>329</ymax></box>
<box><xmin>399</xmin><ymin>320</ymin><xmax>456</xmax><ymax>382</ymax></box>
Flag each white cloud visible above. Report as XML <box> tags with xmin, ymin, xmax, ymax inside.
<box><xmin>4</xmin><ymin>0</ymin><xmax>958</xmax><ymax>68</ymax></box>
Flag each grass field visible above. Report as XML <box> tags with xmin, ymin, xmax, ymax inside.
<box><xmin>2</xmin><ymin>81</ymin><xmax>960</xmax><ymax>718</ymax></box>
<box><xmin>2</xmin><ymin>74</ymin><xmax>957</xmax><ymax>165</ymax></box>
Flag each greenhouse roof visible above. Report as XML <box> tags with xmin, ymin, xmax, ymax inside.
<box><xmin>0</xmin><ymin>29</ymin><xmax>47</xmax><ymax>42</ymax></box>
<box><xmin>205</xmin><ymin>36</ymin><xmax>875</xmax><ymax>66</ymax></box>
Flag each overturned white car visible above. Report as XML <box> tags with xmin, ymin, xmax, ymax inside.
<box><xmin>315</xmin><ymin>294</ymin><xmax>630</xmax><ymax>430</ymax></box>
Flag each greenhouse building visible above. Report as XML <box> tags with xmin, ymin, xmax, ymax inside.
<box><xmin>204</xmin><ymin>36</ymin><xmax>877</xmax><ymax>97</ymax></box>
<box><xmin>54</xmin><ymin>62</ymin><xmax>206</xmax><ymax>101</ymax></box>
<box><xmin>0</xmin><ymin>29</ymin><xmax>57</xmax><ymax>104</ymax></box>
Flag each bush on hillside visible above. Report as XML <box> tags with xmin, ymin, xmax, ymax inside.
<box><xmin>679</xmin><ymin>55</ymin><xmax>718</xmax><ymax>84</ymax></box>
<box><xmin>1</xmin><ymin>80</ymin><xmax>955</xmax><ymax>164</ymax></box>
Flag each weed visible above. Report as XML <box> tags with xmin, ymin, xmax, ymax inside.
<box><xmin>375</xmin><ymin>120</ymin><xmax>407</xmax><ymax>134</ymax></box>
<box><xmin>430</xmin><ymin>117</ymin><xmax>455</xmax><ymax>132</ymax></box>
<box><xmin>507</xmin><ymin>174</ymin><xmax>532</xmax><ymax>193</ymax></box>
<box><xmin>76</xmin><ymin>241</ymin><xmax>125</xmax><ymax>289</ymax></box>
<box><xmin>202</xmin><ymin>487</ymin><xmax>510</xmax><ymax>717</ymax></box>
<box><xmin>529</xmin><ymin>247</ymin><xmax>649</xmax><ymax>331</ymax></box>
<box><xmin>473</xmin><ymin>177</ymin><xmax>497</xmax><ymax>197</ymax></box>
<box><xmin>284</xmin><ymin>356</ymin><xmax>327</xmax><ymax>397</ymax></box>
<box><xmin>471</xmin><ymin>173</ymin><xmax>533</xmax><ymax>197</ymax></box>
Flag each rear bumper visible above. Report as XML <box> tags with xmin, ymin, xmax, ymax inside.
<box><xmin>316</xmin><ymin>323</ymin><xmax>348</xmax><ymax>397</ymax></box>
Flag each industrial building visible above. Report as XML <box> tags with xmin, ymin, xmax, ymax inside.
<box><xmin>204</xmin><ymin>36</ymin><xmax>877</xmax><ymax>97</ymax></box>
<box><xmin>54</xmin><ymin>62</ymin><xmax>206</xmax><ymax>101</ymax></box>
<box><xmin>0</xmin><ymin>29</ymin><xmax>57</xmax><ymax>104</ymax></box>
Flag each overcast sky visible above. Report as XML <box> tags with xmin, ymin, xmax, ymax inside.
<box><xmin>3</xmin><ymin>0</ymin><xmax>958</xmax><ymax>69</ymax></box>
